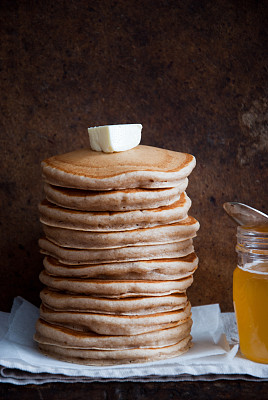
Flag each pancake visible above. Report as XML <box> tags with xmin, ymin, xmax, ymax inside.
<box><xmin>43</xmin><ymin>253</ymin><xmax>198</xmax><ymax>280</ymax></box>
<box><xmin>39</xmin><ymin>302</ymin><xmax>192</xmax><ymax>335</ymax></box>
<box><xmin>35</xmin><ymin>318</ymin><xmax>192</xmax><ymax>349</ymax></box>
<box><xmin>40</xmin><ymin>288</ymin><xmax>188</xmax><ymax>314</ymax></box>
<box><xmin>39</xmin><ymin>270</ymin><xmax>194</xmax><ymax>297</ymax></box>
<box><xmin>44</xmin><ymin>180</ymin><xmax>188</xmax><ymax>211</ymax></box>
<box><xmin>37</xmin><ymin>143</ymin><xmax>199</xmax><ymax>365</ymax></box>
<box><xmin>39</xmin><ymin>192</ymin><xmax>191</xmax><ymax>231</ymax></box>
<box><xmin>39</xmin><ymin>238</ymin><xmax>194</xmax><ymax>265</ymax></box>
<box><xmin>37</xmin><ymin>335</ymin><xmax>192</xmax><ymax>365</ymax></box>
<box><xmin>41</xmin><ymin>145</ymin><xmax>196</xmax><ymax>190</ymax></box>
<box><xmin>41</xmin><ymin>216</ymin><xmax>199</xmax><ymax>249</ymax></box>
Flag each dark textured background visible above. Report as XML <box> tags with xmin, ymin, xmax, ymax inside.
<box><xmin>0</xmin><ymin>0</ymin><xmax>267</xmax><ymax>312</ymax></box>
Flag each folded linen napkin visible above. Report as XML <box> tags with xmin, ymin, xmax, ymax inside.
<box><xmin>0</xmin><ymin>297</ymin><xmax>267</xmax><ymax>385</ymax></box>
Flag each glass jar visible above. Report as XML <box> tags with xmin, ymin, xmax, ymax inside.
<box><xmin>233</xmin><ymin>225</ymin><xmax>268</xmax><ymax>364</ymax></box>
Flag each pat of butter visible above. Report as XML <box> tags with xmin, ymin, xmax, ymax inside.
<box><xmin>88</xmin><ymin>124</ymin><xmax>142</xmax><ymax>153</ymax></box>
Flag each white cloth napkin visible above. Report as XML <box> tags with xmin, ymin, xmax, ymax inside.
<box><xmin>0</xmin><ymin>297</ymin><xmax>267</xmax><ymax>385</ymax></box>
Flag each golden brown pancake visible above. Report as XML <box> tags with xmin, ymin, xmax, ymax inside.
<box><xmin>39</xmin><ymin>192</ymin><xmax>191</xmax><ymax>231</ymax></box>
<box><xmin>44</xmin><ymin>180</ymin><xmax>188</xmax><ymax>211</ymax></box>
<box><xmin>40</xmin><ymin>288</ymin><xmax>188</xmax><ymax>315</ymax></box>
<box><xmin>39</xmin><ymin>237</ymin><xmax>194</xmax><ymax>265</ymax></box>
<box><xmin>35</xmin><ymin>318</ymin><xmax>192</xmax><ymax>349</ymax></box>
<box><xmin>37</xmin><ymin>335</ymin><xmax>192</xmax><ymax>365</ymax></box>
<box><xmin>41</xmin><ymin>216</ymin><xmax>199</xmax><ymax>249</ymax></box>
<box><xmin>39</xmin><ymin>302</ymin><xmax>192</xmax><ymax>335</ymax></box>
<box><xmin>41</xmin><ymin>145</ymin><xmax>196</xmax><ymax>190</ymax></box>
<box><xmin>39</xmin><ymin>270</ymin><xmax>194</xmax><ymax>297</ymax></box>
<box><xmin>42</xmin><ymin>253</ymin><xmax>198</xmax><ymax>280</ymax></box>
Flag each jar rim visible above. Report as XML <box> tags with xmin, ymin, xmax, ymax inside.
<box><xmin>237</xmin><ymin>225</ymin><xmax>268</xmax><ymax>236</ymax></box>
<box><xmin>236</xmin><ymin>224</ymin><xmax>268</xmax><ymax>254</ymax></box>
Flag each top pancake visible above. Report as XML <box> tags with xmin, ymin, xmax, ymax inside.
<box><xmin>42</xmin><ymin>145</ymin><xmax>196</xmax><ymax>190</ymax></box>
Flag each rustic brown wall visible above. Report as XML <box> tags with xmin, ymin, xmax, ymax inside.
<box><xmin>0</xmin><ymin>0</ymin><xmax>267</xmax><ymax>312</ymax></box>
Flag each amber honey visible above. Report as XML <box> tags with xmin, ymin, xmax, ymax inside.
<box><xmin>233</xmin><ymin>264</ymin><xmax>268</xmax><ymax>363</ymax></box>
<box><xmin>234</xmin><ymin>224</ymin><xmax>268</xmax><ymax>364</ymax></box>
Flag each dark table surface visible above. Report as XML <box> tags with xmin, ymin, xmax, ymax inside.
<box><xmin>1</xmin><ymin>380</ymin><xmax>268</xmax><ymax>400</ymax></box>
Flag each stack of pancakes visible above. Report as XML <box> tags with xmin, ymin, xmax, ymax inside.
<box><xmin>35</xmin><ymin>145</ymin><xmax>199</xmax><ymax>365</ymax></box>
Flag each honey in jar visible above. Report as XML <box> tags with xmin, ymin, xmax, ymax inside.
<box><xmin>233</xmin><ymin>225</ymin><xmax>268</xmax><ymax>364</ymax></box>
